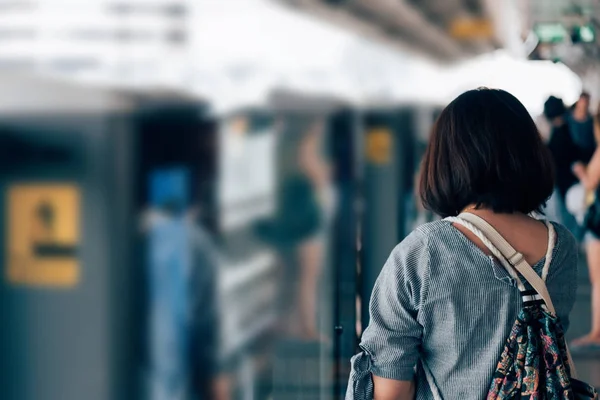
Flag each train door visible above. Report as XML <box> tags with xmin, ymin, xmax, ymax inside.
<box><xmin>265</xmin><ymin>91</ymin><xmax>359</xmax><ymax>399</ymax></box>
<box><xmin>358</xmin><ymin>104</ymin><xmax>441</xmax><ymax>331</ymax></box>
<box><xmin>0</xmin><ymin>77</ymin><xmax>137</xmax><ymax>400</ymax></box>
<box><xmin>359</xmin><ymin>109</ymin><xmax>402</xmax><ymax>331</ymax></box>
<box><xmin>133</xmin><ymin>96</ymin><xmax>216</xmax><ymax>400</ymax></box>
<box><xmin>216</xmin><ymin>109</ymin><xmax>280</xmax><ymax>400</ymax></box>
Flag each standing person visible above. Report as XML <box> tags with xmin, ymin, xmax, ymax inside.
<box><xmin>568</xmin><ymin>91</ymin><xmax>596</xmax><ymax>163</ymax></box>
<box><xmin>143</xmin><ymin>178</ymin><xmax>230</xmax><ymax>400</ymax></box>
<box><xmin>144</xmin><ymin>208</ymin><xmax>231</xmax><ymax>400</ymax></box>
<box><xmin>561</xmin><ymin>92</ymin><xmax>595</xmax><ymax>227</ymax></box>
<box><xmin>545</xmin><ymin>96</ymin><xmax>579</xmax><ymax>204</ymax></box>
<box><xmin>568</xmin><ymin>105</ymin><xmax>600</xmax><ymax>346</ymax></box>
<box><xmin>346</xmin><ymin>88</ymin><xmax>578</xmax><ymax>399</ymax></box>
<box><xmin>543</xmin><ymin>96</ymin><xmax>580</xmax><ymax>235</ymax></box>
<box><xmin>571</xmin><ymin>163</ymin><xmax>600</xmax><ymax>347</ymax></box>
<box><xmin>256</xmin><ymin>119</ymin><xmax>336</xmax><ymax>340</ymax></box>
<box><xmin>294</xmin><ymin>120</ymin><xmax>336</xmax><ymax>340</ymax></box>
<box><xmin>573</xmin><ymin>102</ymin><xmax>600</xmax><ymax>189</ymax></box>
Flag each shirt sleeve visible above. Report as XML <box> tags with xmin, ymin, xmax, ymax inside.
<box><xmin>546</xmin><ymin>223</ymin><xmax>578</xmax><ymax>334</ymax></box>
<box><xmin>346</xmin><ymin>230</ymin><xmax>430</xmax><ymax>399</ymax></box>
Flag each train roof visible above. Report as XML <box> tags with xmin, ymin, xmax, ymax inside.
<box><xmin>0</xmin><ymin>71</ymin><xmax>208</xmax><ymax>116</ymax></box>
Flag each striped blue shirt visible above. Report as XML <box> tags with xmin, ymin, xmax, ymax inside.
<box><xmin>346</xmin><ymin>220</ymin><xmax>578</xmax><ymax>399</ymax></box>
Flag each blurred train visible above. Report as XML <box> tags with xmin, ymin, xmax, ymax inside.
<box><xmin>0</xmin><ymin>73</ymin><xmax>442</xmax><ymax>400</ymax></box>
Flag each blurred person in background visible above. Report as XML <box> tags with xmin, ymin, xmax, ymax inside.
<box><xmin>550</xmin><ymin>97</ymin><xmax>600</xmax><ymax>348</ymax></box>
<box><xmin>543</xmin><ymin>96</ymin><xmax>579</xmax><ymax>233</ymax></box>
<box><xmin>568</xmin><ymin>92</ymin><xmax>596</xmax><ymax>164</ymax></box>
<box><xmin>143</xmin><ymin>196</ymin><xmax>230</xmax><ymax>400</ymax></box>
<box><xmin>295</xmin><ymin>120</ymin><xmax>337</xmax><ymax>340</ymax></box>
<box><xmin>567</xmin><ymin>105</ymin><xmax>600</xmax><ymax>347</ymax></box>
<box><xmin>256</xmin><ymin>119</ymin><xmax>336</xmax><ymax>341</ymax></box>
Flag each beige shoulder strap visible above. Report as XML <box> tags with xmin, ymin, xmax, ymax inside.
<box><xmin>453</xmin><ymin>213</ymin><xmax>557</xmax><ymax>315</ymax></box>
<box><xmin>447</xmin><ymin>213</ymin><xmax>578</xmax><ymax>378</ymax></box>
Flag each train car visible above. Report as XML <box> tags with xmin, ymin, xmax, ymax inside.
<box><xmin>358</xmin><ymin>102</ymin><xmax>442</xmax><ymax>332</ymax></box>
<box><xmin>0</xmin><ymin>72</ymin><xmax>139</xmax><ymax>400</ymax></box>
<box><xmin>265</xmin><ymin>89</ymin><xmax>360</xmax><ymax>399</ymax></box>
<box><xmin>0</xmin><ymin>73</ymin><xmax>215</xmax><ymax>400</ymax></box>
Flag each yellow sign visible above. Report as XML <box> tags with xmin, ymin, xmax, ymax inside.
<box><xmin>366</xmin><ymin>128</ymin><xmax>392</xmax><ymax>164</ymax></box>
<box><xmin>450</xmin><ymin>18</ymin><xmax>494</xmax><ymax>39</ymax></box>
<box><xmin>7</xmin><ymin>184</ymin><xmax>80</xmax><ymax>287</ymax></box>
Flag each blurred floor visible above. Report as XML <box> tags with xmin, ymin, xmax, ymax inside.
<box><xmin>567</xmin><ymin>249</ymin><xmax>600</xmax><ymax>387</ymax></box>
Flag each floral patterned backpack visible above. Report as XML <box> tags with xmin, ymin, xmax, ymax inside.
<box><xmin>442</xmin><ymin>213</ymin><xmax>597</xmax><ymax>400</ymax></box>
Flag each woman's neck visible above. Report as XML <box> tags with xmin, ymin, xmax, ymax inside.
<box><xmin>461</xmin><ymin>207</ymin><xmax>528</xmax><ymax>220</ymax></box>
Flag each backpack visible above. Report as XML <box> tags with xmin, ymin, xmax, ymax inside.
<box><xmin>440</xmin><ymin>213</ymin><xmax>597</xmax><ymax>400</ymax></box>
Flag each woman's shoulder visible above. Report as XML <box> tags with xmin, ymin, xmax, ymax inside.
<box><xmin>402</xmin><ymin>219</ymin><xmax>578</xmax><ymax>260</ymax></box>
<box><xmin>393</xmin><ymin>220</ymin><xmax>458</xmax><ymax>248</ymax></box>
<box><xmin>385</xmin><ymin>221</ymin><xmax>460</xmax><ymax>306</ymax></box>
<box><xmin>548</xmin><ymin>221</ymin><xmax>579</xmax><ymax>260</ymax></box>
<box><xmin>390</xmin><ymin>220</ymin><xmax>453</xmax><ymax>260</ymax></box>
<box><xmin>392</xmin><ymin>218</ymin><xmax>578</xmax><ymax>262</ymax></box>
<box><xmin>413</xmin><ymin>219</ymin><xmax>453</xmax><ymax>236</ymax></box>
<box><xmin>394</xmin><ymin>219</ymin><xmax>446</xmax><ymax>244</ymax></box>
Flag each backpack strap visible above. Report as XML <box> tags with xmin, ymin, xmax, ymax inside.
<box><xmin>448</xmin><ymin>213</ymin><xmax>556</xmax><ymax>315</ymax></box>
<box><xmin>447</xmin><ymin>213</ymin><xmax>578</xmax><ymax>378</ymax></box>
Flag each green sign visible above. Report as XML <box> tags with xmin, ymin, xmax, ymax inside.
<box><xmin>573</xmin><ymin>24</ymin><xmax>595</xmax><ymax>43</ymax></box>
<box><xmin>534</xmin><ymin>23</ymin><xmax>568</xmax><ymax>44</ymax></box>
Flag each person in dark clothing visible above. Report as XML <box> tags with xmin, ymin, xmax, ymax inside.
<box><xmin>544</xmin><ymin>96</ymin><xmax>579</xmax><ymax>200</ymax></box>
<box><xmin>568</xmin><ymin>92</ymin><xmax>596</xmax><ymax>163</ymax></box>
<box><xmin>543</xmin><ymin>96</ymin><xmax>582</xmax><ymax>240</ymax></box>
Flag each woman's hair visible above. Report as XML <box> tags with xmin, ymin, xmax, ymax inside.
<box><xmin>419</xmin><ymin>88</ymin><xmax>555</xmax><ymax>218</ymax></box>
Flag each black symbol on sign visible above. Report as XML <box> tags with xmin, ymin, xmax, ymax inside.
<box><xmin>32</xmin><ymin>200</ymin><xmax>77</xmax><ymax>258</ymax></box>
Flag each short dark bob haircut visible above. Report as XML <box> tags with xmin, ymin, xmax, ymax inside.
<box><xmin>419</xmin><ymin>88</ymin><xmax>555</xmax><ymax>218</ymax></box>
